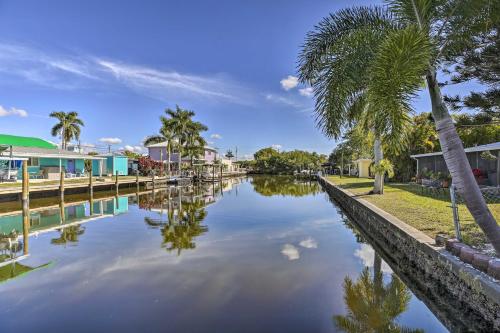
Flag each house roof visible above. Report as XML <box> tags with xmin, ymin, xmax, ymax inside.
<box><xmin>410</xmin><ymin>142</ymin><xmax>500</xmax><ymax>158</ymax></box>
<box><xmin>0</xmin><ymin>134</ymin><xmax>56</xmax><ymax>149</ymax></box>
<box><xmin>6</xmin><ymin>146</ymin><xmax>105</xmax><ymax>160</ymax></box>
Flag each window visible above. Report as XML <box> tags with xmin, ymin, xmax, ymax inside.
<box><xmin>28</xmin><ymin>157</ymin><xmax>40</xmax><ymax>167</ymax></box>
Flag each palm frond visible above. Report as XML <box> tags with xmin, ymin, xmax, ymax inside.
<box><xmin>368</xmin><ymin>25</ymin><xmax>431</xmax><ymax>146</ymax></box>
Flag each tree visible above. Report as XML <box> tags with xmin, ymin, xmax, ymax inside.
<box><xmin>166</xmin><ymin>105</ymin><xmax>208</xmax><ymax>172</ymax></box>
<box><xmin>443</xmin><ymin>22</ymin><xmax>499</xmax><ymax>115</ymax></box>
<box><xmin>144</xmin><ymin>115</ymin><xmax>178</xmax><ymax>176</ymax></box>
<box><xmin>299</xmin><ymin>2</ymin><xmax>500</xmax><ymax>252</ymax></box>
<box><xmin>298</xmin><ymin>6</ymin><xmax>408</xmax><ymax>194</ymax></box>
<box><xmin>376</xmin><ymin>0</ymin><xmax>500</xmax><ymax>252</ymax></box>
<box><xmin>49</xmin><ymin>111</ymin><xmax>84</xmax><ymax>150</ymax></box>
<box><xmin>225</xmin><ymin>149</ymin><xmax>234</xmax><ymax>160</ymax></box>
<box><xmin>184</xmin><ymin>120</ymin><xmax>208</xmax><ymax>167</ymax></box>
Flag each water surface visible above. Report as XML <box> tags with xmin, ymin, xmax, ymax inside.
<box><xmin>0</xmin><ymin>176</ymin><xmax>449</xmax><ymax>332</ymax></box>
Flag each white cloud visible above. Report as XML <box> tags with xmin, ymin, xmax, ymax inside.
<box><xmin>271</xmin><ymin>144</ymin><xmax>282</xmax><ymax>151</ymax></box>
<box><xmin>299</xmin><ymin>87</ymin><xmax>314</xmax><ymax>97</ymax></box>
<box><xmin>354</xmin><ymin>244</ymin><xmax>393</xmax><ymax>273</ymax></box>
<box><xmin>210</xmin><ymin>133</ymin><xmax>222</xmax><ymax>139</ymax></box>
<box><xmin>0</xmin><ymin>43</ymin><xmax>253</xmax><ymax>104</ymax></box>
<box><xmin>281</xmin><ymin>244</ymin><xmax>300</xmax><ymax>261</ymax></box>
<box><xmin>0</xmin><ymin>105</ymin><xmax>28</xmax><ymax>117</ymax></box>
<box><xmin>123</xmin><ymin>145</ymin><xmax>144</xmax><ymax>153</ymax></box>
<box><xmin>99</xmin><ymin>137</ymin><xmax>122</xmax><ymax>145</ymax></box>
<box><xmin>280</xmin><ymin>75</ymin><xmax>299</xmax><ymax>90</ymax></box>
<box><xmin>299</xmin><ymin>237</ymin><xmax>318</xmax><ymax>249</ymax></box>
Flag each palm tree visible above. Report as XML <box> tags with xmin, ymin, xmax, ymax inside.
<box><xmin>298</xmin><ymin>7</ymin><xmax>406</xmax><ymax>194</ymax></box>
<box><xmin>373</xmin><ymin>0</ymin><xmax>500</xmax><ymax>252</ymax></box>
<box><xmin>299</xmin><ymin>2</ymin><xmax>500</xmax><ymax>252</ymax></box>
<box><xmin>49</xmin><ymin>111</ymin><xmax>84</xmax><ymax>150</ymax></box>
<box><xmin>167</xmin><ymin>106</ymin><xmax>197</xmax><ymax>172</ymax></box>
<box><xmin>184</xmin><ymin>121</ymin><xmax>208</xmax><ymax>168</ymax></box>
<box><xmin>144</xmin><ymin>116</ymin><xmax>177</xmax><ymax>177</ymax></box>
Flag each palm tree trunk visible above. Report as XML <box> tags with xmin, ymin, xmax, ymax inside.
<box><xmin>167</xmin><ymin>145</ymin><xmax>171</xmax><ymax>177</ymax></box>
<box><xmin>426</xmin><ymin>69</ymin><xmax>500</xmax><ymax>253</ymax></box>
<box><xmin>373</xmin><ymin>136</ymin><xmax>384</xmax><ymax>194</ymax></box>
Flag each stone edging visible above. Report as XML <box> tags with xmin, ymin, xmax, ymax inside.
<box><xmin>319</xmin><ymin>176</ymin><xmax>500</xmax><ymax>331</ymax></box>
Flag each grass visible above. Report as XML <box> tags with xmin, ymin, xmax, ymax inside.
<box><xmin>326</xmin><ymin>175</ymin><xmax>500</xmax><ymax>247</ymax></box>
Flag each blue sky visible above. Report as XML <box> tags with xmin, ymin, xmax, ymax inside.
<box><xmin>0</xmin><ymin>0</ymin><xmax>477</xmax><ymax>158</ymax></box>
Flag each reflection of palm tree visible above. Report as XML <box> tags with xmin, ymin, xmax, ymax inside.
<box><xmin>161</xmin><ymin>198</ymin><xmax>208</xmax><ymax>255</ymax></box>
<box><xmin>334</xmin><ymin>253</ymin><xmax>423</xmax><ymax>333</ymax></box>
<box><xmin>51</xmin><ymin>225</ymin><xmax>85</xmax><ymax>245</ymax></box>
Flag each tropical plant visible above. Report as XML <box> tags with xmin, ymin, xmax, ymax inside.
<box><xmin>370</xmin><ymin>159</ymin><xmax>394</xmax><ymax>194</ymax></box>
<box><xmin>377</xmin><ymin>0</ymin><xmax>500</xmax><ymax>252</ymax></box>
<box><xmin>49</xmin><ymin>111</ymin><xmax>84</xmax><ymax>150</ymax></box>
<box><xmin>225</xmin><ymin>149</ymin><xmax>234</xmax><ymax>160</ymax></box>
<box><xmin>298</xmin><ymin>6</ymin><xmax>409</xmax><ymax>194</ymax></box>
<box><xmin>300</xmin><ymin>1</ymin><xmax>500</xmax><ymax>252</ymax></box>
<box><xmin>144</xmin><ymin>115</ymin><xmax>178</xmax><ymax>176</ymax></box>
<box><xmin>184</xmin><ymin>120</ymin><xmax>208</xmax><ymax>167</ymax></box>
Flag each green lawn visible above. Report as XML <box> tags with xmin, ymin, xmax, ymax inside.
<box><xmin>326</xmin><ymin>176</ymin><xmax>500</xmax><ymax>247</ymax></box>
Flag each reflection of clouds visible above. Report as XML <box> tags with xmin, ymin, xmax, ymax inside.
<box><xmin>299</xmin><ymin>237</ymin><xmax>318</xmax><ymax>249</ymax></box>
<box><xmin>354</xmin><ymin>244</ymin><xmax>392</xmax><ymax>273</ymax></box>
<box><xmin>281</xmin><ymin>244</ymin><xmax>300</xmax><ymax>260</ymax></box>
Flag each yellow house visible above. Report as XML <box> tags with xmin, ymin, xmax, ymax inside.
<box><xmin>354</xmin><ymin>159</ymin><xmax>372</xmax><ymax>178</ymax></box>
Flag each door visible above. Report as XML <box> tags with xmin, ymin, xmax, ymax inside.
<box><xmin>67</xmin><ymin>160</ymin><xmax>75</xmax><ymax>173</ymax></box>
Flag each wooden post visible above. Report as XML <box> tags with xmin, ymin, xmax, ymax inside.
<box><xmin>136</xmin><ymin>170</ymin><xmax>140</xmax><ymax>192</ymax></box>
<box><xmin>60</xmin><ymin>169</ymin><xmax>65</xmax><ymax>201</ymax></box>
<box><xmin>220</xmin><ymin>164</ymin><xmax>223</xmax><ymax>181</ymax></box>
<box><xmin>22</xmin><ymin>160</ymin><xmax>29</xmax><ymax>211</ymax></box>
<box><xmin>89</xmin><ymin>163</ymin><xmax>93</xmax><ymax>196</ymax></box>
<box><xmin>22</xmin><ymin>203</ymin><xmax>29</xmax><ymax>255</ymax></box>
<box><xmin>152</xmin><ymin>172</ymin><xmax>156</xmax><ymax>191</ymax></box>
<box><xmin>212</xmin><ymin>165</ymin><xmax>215</xmax><ymax>182</ymax></box>
<box><xmin>89</xmin><ymin>192</ymin><xmax>94</xmax><ymax>216</ymax></box>
<box><xmin>115</xmin><ymin>170</ymin><xmax>119</xmax><ymax>195</ymax></box>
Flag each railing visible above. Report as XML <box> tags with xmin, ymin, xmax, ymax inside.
<box><xmin>449</xmin><ymin>184</ymin><xmax>500</xmax><ymax>241</ymax></box>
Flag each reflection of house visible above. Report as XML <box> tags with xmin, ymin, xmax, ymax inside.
<box><xmin>147</xmin><ymin>143</ymin><xmax>218</xmax><ymax>168</ymax></box>
<box><xmin>0</xmin><ymin>134</ymin><xmax>105</xmax><ymax>180</ymax></box>
<box><xmin>411</xmin><ymin>142</ymin><xmax>500</xmax><ymax>186</ymax></box>
<box><xmin>0</xmin><ymin>197</ymin><xmax>129</xmax><ymax>236</ymax></box>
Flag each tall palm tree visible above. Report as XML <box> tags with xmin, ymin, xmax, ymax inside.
<box><xmin>298</xmin><ymin>7</ymin><xmax>406</xmax><ymax>194</ymax></box>
<box><xmin>373</xmin><ymin>0</ymin><xmax>500</xmax><ymax>252</ymax></box>
<box><xmin>144</xmin><ymin>116</ymin><xmax>177</xmax><ymax>177</ymax></box>
<box><xmin>49</xmin><ymin>111</ymin><xmax>84</xmax><ymax>150</ymax></box>
<box><xmin>299</xmin><ymin>2</ymin><xmax>500</xmax><ymax>252</ymax></box>
<box><xmin>184</xmin><ymin>121</ymin><xmax>208</xmax><ymax>167</ymax></box>
<box><xmin>167</xmin><ymin>106</ymin><xmax>196</xmax><ymax>172</ymax></box>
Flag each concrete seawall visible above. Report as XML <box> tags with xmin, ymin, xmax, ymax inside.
<box><xmin>319</xmin><ymin>176</ymin><xmax>500</xmax><ymax>331</ymax></box>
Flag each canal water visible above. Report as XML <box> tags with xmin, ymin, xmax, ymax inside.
<box><xmin>0</xmin><ymin>176</ymin><xmax>449</xmax><ymax>332</ymax></box>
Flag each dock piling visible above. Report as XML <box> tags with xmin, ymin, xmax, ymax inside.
<box><xmin>60</xmin><ymin>169</ymin><xmax>65</xmax><ymax>201</ymax></box>
<box><xmin>115</xmin><ymin>171</ymin><xmax>119</xmax><ymax>195</ymax></box>
<box><xmin>89</xmin><ymin>164</ymin><xmax>93</xmax><ymax>196</ymax></box>
<box><xmin>21</xmin><ymin>160</ymin><xmax>29</xmax><ymax>211</ymax></box>
<box><xmin>136</xmin><ymin>170</ymin><xmax>140</xmax><ymax>192</ymax></box>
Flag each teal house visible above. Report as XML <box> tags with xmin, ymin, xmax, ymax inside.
<box><xmin>92</xmin><ymin>154</ymin><xmax>129</xmax><ymax>176</ymax></box>
<box><xmin>0</xmin><ymin>134</ymin><xmax>105</xmax><ymax>181</ymax></box>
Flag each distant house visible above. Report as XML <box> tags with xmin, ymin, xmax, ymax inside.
<box><xmin>146</xmin><ymin>142</ymin><xmax>219</xmax><ymax>169</ymax></box>
<box><xmin>91</xmin><ymin>154</ymin><xmax>129</xmax><ymax>177</ymax></box>
<box><xmin>0</xmin><ymin>134</ymin><xmax>105</xmax><ymax>181</ymax></box>
<box><xmin>411</xmin><ymin>142</ymin><xmax>500</xmax><ymax>186</ymax></box>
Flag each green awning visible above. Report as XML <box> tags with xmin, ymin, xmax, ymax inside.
<box><xmin>0</xmin><ymin>134</ymin><xmax>56</xmax><ymax>149</ymax></box>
